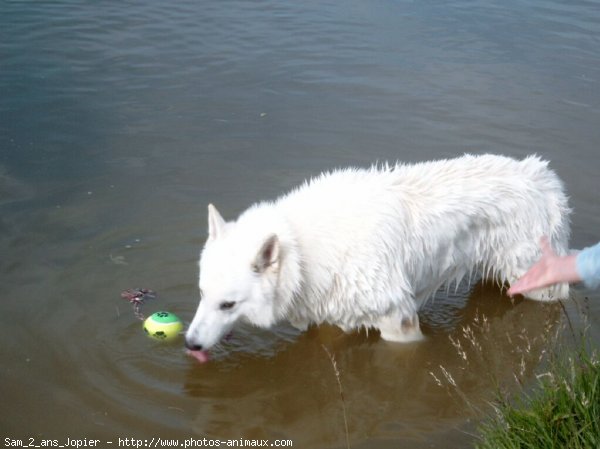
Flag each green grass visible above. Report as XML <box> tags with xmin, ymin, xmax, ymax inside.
<box><xmin>476</xmin><ymin>347</ymin><xmax>600</xmax><ymax>449</ymax></box>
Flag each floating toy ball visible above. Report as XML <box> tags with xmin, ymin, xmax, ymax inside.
<box><xmin>143</xmin><ymin>311</ymin><xmax>183</xmax><ymax>341</ymax></box>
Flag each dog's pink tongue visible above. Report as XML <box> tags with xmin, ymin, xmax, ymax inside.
<box><xmin>187</xmin><ymin>349</ymin><xmax>210</xmax><ymax>364</ymax></box>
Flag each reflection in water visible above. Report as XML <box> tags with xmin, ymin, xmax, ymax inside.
<box><xmin>183</xmin><ymin>282</ymin><xmax>562</xmax><ymax>448</ymax></box>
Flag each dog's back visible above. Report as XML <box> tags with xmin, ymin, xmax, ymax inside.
<box><xmin>277</xmin><ymin>154</ymin><xmax>569</xmax><ymax>307</ymax></box>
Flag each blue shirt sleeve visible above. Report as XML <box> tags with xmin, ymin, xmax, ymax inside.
<box><xmin>576</xmin><ymin>242</ymin><xmax>600</xmax><ymax>290</ymax></box>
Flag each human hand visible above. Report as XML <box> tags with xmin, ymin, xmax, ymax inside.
<box><xmin>507</xmin><ymin>237</ymin><xmax>579</xmax><ymax>296</ymax></box>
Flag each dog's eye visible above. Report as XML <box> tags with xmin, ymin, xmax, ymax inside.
<box><xmin>219</xmin><ymin>301</ymin><xmax>236</xmax><ymax>311</ymax></box>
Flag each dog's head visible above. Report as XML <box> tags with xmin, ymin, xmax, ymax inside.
<box><xmin>185</xmin><ymin>204</ymin><xmax>282</xmax><ymax>357</ymax></box>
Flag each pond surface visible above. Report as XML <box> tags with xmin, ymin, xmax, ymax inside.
<box><xmin>1</xmin><ymin>1</ymin><xmax>599</xmax><ymax>447</ymax></box>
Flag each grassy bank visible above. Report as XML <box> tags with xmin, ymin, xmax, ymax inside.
<box><xmin>476</xmin><ymin>346</ymin><xmax>600</xmax><ymax>449</ymax></box>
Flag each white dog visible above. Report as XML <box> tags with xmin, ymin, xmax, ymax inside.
<box><xmin>185</xmin><ymin>154</ymin><xmax>570</xmax><ymax>361</ymax></box>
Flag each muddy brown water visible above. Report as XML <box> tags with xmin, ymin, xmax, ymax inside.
<box><xmin>2</xmin><ymin>1</ymin><xmax>599</xmax><ymax>447</ymax></box>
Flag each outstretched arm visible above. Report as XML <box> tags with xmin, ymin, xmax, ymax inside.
<box><xmin>576</xmin><ymin>241</ymin><xmax>600</xmax><ymax>290</ymax></box>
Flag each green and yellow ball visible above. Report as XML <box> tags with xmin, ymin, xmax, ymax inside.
<box><xmin>143</xmin><ymin>311</ymin><xmax>183</xmax><ymax>341</ymax></box>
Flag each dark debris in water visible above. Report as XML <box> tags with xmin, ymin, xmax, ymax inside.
<box><xmin>120</xmin><ymin>288</ymin><xmax>156</xmax><ymax>320</ymax></box>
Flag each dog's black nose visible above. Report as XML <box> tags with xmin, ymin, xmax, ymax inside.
<box><xmin>185</xmin><ymin>340</ymin><xmax>203</xmax><ymax>351</ymax></box>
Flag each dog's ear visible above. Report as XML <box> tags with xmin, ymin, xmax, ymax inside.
<box><xmin>253</xmin><ymin>234</ymin><xmax>280</xmax><ymax>273</ymax></box>
<box><xmin>207</xmin><ymin>204</ymin><xmax>226</xmax><ymax>241</ymax></box>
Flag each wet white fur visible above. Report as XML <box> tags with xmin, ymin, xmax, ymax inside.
<box><xmin>185</xmin><ymin>154</ymin><xmax>570</xmax><ymax>350</ymax></box>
